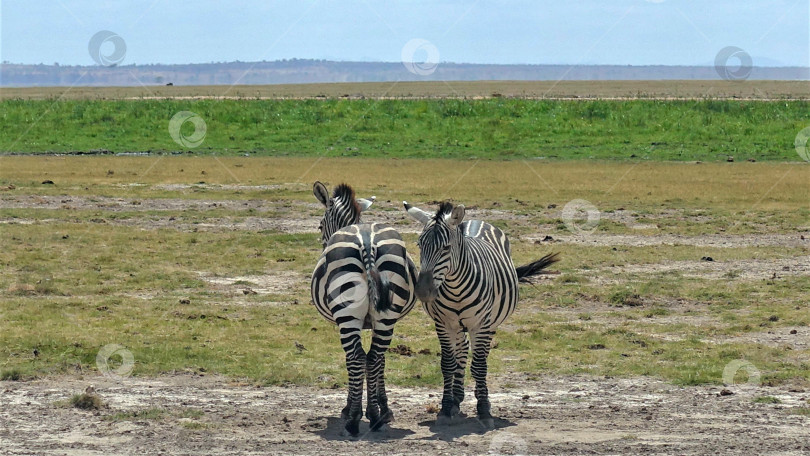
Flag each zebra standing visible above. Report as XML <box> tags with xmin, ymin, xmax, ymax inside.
<box><xmin>403</xmin><ymin>201</ymin><xmax>559</xmax><ymax>429</ymax></box>
<box><xmin>311</xmin><ymin>181</ymin><xmax>418</xmax><ymax>437</ymax></box>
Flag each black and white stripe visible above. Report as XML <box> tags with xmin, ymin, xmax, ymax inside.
<box><xmin>311</xmin><ymin>182</ymin><xmax>418</xmax><ymax>437</ymax></box>
<box><xmin>404</xmin><ymin>201</ymin><xmax>559</xmax><ymax>429</ymax></box>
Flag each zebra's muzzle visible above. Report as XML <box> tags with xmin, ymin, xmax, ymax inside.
<box><xmin>415</xmin><ymin>270</ymin><xmax>438</xmax><ymax>302</ymax></box>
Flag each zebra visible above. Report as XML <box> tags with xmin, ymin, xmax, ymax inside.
<box><xmin>403</xmin><ymin>200</ymin><xmax>559</xmax><ymax>429</ymax></box>
<box><xmin>311</xmin><ymin>181</ymin><xmax>418</xmax><ymax>437</ymax></box>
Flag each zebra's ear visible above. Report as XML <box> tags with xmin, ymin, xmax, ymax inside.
<box><xmin>357</xmin><ymin>196</ymin><xmax>375</xmax><ymax>212</ymax></box>
<box><xmin>448</xmin><ymin>205</ymin><xmax>465</xmax><ymax>227</ymax></box>
<box><xmin>313</xmin><ymin>181</ymin><xmax>330</xmax><ymax>208</ymax></box>
<box><xmin>403</xmin><ymin>201</ymin><xmax>431</xmax><ymax>225</ymax></box>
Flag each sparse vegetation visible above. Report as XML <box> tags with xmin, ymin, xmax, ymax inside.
<box><xmin>0</xmin><ymin>156</ymin><xmax>807</xmax><ymax>388</ymax></box>
<box><xmin>789</xmin><ymin>407</ymin><xmax>810</xmax><ymax>417</ymax></box>
<box><xmin>1</xmin><ymin>369</ymin><xmax>22</xmax><ymax>381</ymax></box>
<box><xmin>71</xmin><ymin>392</ymin><xmax>105</xmax><ymax>410</ymax></box>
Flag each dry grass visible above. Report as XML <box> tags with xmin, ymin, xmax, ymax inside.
<box><xmin>2</xmin><ymin>80</ymin><xmax>809</xmax><ymax>100</ymax></box>
<box><xmin>1</xmin><ymin>156</ymin><xmax>807</xmax><ymax>211</ymax></box>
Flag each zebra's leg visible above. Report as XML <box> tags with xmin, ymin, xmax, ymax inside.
<box><xmin>436</xmin><ymin>323</ymin><xmax>464</xmax><ymax>424</ymax></box>
<box><xmin>470</xmin><ymin>327</ymin><xmax>496</xmax><ymax>430</ymax></box>
<box><xmin>376</xmin><ymin>352</ymin><xmax>394</xmax><ymax>425</ymax></box>
<box><xmin>341</xmin><ymin>329</ymin><xmax>366</xmax><ymax>437</ymax></box>
<box><xmin>452</xmin><ymin>331</ymin><xmax>469</xmax><ymax>408</ymax></box>
<box><xmin>366</xmin><ymin>323</ymin><xmax>393</xmax><ymax>431</ymax></box>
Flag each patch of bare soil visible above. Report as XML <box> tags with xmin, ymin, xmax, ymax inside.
<box><xmin>2</xmin><ymin>374</ymin><xmax>808</xmax><ymax>455</ymax></box>
<box><xmin>527</xmin><ymin>233</ymin><xmax>810</xmax><ymax>248</ymax></box>
<box><xmin>0</xmin><ymin>194</ymin><xmax>276</xmax><ymax>213</ymax></box>
<box><xmin>605</xmin><ymin>255</ymin><xmax>810</xmax><ymax>284</ymax></box>
<box><xmin>711</xmin><ymin>327</ymin><xmax>810</xmax><ymax>351</ymax></box>
<box><xmin>198</xmin><ymin>271</ymin><xmax>306</xmax><ymax>301</ymax></box>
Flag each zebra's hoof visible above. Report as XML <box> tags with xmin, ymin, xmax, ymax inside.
<box><xmin>435</xmin><ymin>408</ymin><xmax>461</xmax><ymax>426</ymax></box>
<box><xmin>370</xmin><ymin>409</ymin><xmax>394</xmax><ymax>431</ymax></box>
<box><xmin>478</xmin><ymin>417</ymin><xmax>495</xmax><ymax>430</ymax></box>
<box><xmin>343</xmin><ymin>420</ymin><xmax>360</xmax><ymax>438</ymax></box>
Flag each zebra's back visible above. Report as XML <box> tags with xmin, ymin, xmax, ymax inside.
<box><xmin>311</xmin><ymin>222</ymin><xmax>417</xmax><ymax>327</ymax></box>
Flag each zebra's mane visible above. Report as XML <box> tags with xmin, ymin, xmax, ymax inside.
<box><xmin>333</xmin><ymin>183</ymin><xmax>361</xmax><ymax>217</ymax></box>
<box><xmin>434</xmin><ymin>201</ymin><xmax>454</xmax><ymax>221</ymax></box>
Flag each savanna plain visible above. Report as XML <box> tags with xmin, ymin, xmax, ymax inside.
<box><xmin>1</xmin><ymin>81</ymin><xmax>809</xmax><ymax>455</ymax></box>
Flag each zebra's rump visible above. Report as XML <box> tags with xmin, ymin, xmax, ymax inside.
<box><xmin>311</xmin><ymin>223</ymin><xmax>417</xmax><ymax>326</ymax></box>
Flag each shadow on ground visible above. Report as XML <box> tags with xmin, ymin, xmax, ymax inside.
<box><xmin>315</xmin><ymin>416</ymin><xmax>416</xmax><ymax>441</ymax></box>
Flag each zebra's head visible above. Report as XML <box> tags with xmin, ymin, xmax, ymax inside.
<box><xmin>313</xmin><ymin>181</ymin><xmax>375</xmax><ymax>249</ymax></box>
<box><xmin>403</xmin><ymin>201</ymin><xmax>465</xmax><ymax>302</ymax></box>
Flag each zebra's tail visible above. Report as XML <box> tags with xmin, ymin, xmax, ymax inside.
<box><xmin>366</xmin><ymin>265</ymin><xmax>391</xmax><ymax>313</ymax></box>
<box><xmin>515</xmin><ymin>252</ymin><xmax>561</xmax><ymax>283</ymax></box>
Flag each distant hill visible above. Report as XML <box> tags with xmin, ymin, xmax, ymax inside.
<box><xmin>1</xmin><ymin>59</ymin><xmax>808</xmax><ymax>87</ymax></box>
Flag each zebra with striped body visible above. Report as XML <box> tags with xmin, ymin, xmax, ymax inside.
<box><xmin>404</xmin><ymin>201</ymin><xmax>559</xmax><ymax>429</ymax></box>
<box><xmin>311</xmin><ymin>182</ymin><xmax>418</xmax><ymax>436</ymax></box>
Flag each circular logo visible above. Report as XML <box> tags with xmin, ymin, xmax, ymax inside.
<box><xmin>88</xmin><ymin>31</ymin><xmax>127</xmax><ymax>66</ymax></box>
<box><xmin>794</xmin><ymin>126</ymin><xmax>810</xmax><ymax>162</ymax></box>
<box><xmin>714</xmin><ymin>46</ymin><xmax>752</xmax><ymax>82</ymax></box>
<box><xmin>327</xmin><ymin>271</ymin><xmax>369</xmax><ymax>308</ymax></box>
<box><xmin>96</xmin><ymin>344</ymin><xmax>135</xmax><ymax>379</ymax></box>
<box><xmin>722</xmin><ymin>359</ymin><xmax>761</xmax><ymax>387</ymax></box>
<box><xmin>169</xmin><ymin>111</ymin><xmax>207</xmax><ymax>148</ymax></box>
<box><xmin>401</xmin><ymin>39</ymin><xmax>440</xmax><ymax>76</ymax></box>
<box><xmin>561</xmin><ymin>199</ymin><xmax>601</xmax><ymax>234</ymax></box>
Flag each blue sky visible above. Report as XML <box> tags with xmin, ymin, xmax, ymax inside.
<box><xmin>1</xmin><ymin>0</ymin><xmax>807</xmax><ymax>66</ymax></box>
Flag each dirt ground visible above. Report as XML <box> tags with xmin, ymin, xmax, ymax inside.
<box><xmin>2</xmin><ymin>373</ymin><xmax>809</xmax><ymax>456</ymax></box>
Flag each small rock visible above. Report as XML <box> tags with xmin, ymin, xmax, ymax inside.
<box><xmin>701</xmin><ymin>256</ymin><xmax>714</xmax><ymax>262</ymax></box>
<box><xmin>41</xmin><ymin>180</ymin><xmax>54</xmax><ymax>185</ymax></box>
<box><xmin>547</xmin><ymin>204</ymin><xmax>557</xmax><ymax>209</ymax></box>
<box><xmin>179</xmin><ymin>298</ymin><xmax>190</xmax><ymax>305</ymax></box>
<box><xmin>242</xmin><ymin>288</ymin><xmax>257</xmax><ymax>295</ymax></box>
<box><xmin>719</xmin><ymin>389</ymin><xmax>734</xmax><ymax>396</ymax></box>
<box><xmin>790</xmin><ymin>329</ymin><xmax>798</xmax><ymax>335</ymax></box>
